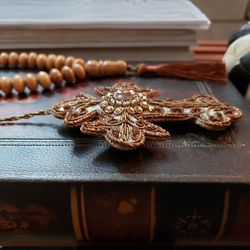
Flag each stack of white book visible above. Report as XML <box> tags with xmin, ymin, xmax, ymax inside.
<box><xmin>0</xmin><ymin>0</ymin><xmax>210</xmax><ymax>61</ymax></box>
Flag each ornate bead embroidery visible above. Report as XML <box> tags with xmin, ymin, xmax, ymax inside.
<box><xmin>51</xmin><ymin>82</ymin><xmax>242</xmax><ymax>150</ymax></box>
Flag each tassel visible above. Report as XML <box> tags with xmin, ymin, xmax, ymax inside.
<box><xmin>137</xmin><ymin>62</ymin><xmax>227</xmax><ymax>84</ymax></box>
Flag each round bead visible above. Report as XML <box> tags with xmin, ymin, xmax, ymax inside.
<box><xmin>74</xmin><ymin>58</ymin><xmax>85</xmax><ymax>67</ymax></box>
<box><xmin>49</xmin><ymin>68</ymin><xmax>63</xmax><ymax>86</ymax></box>
<box><xmin>36</xmin><ymin>54</ymin><xmax>47</xmax><ymax>70</ymax></box>
<box><xmin>65</xmin><ymin>56</ymin><xmax>75</xmax><ymax>67</ymax></box>
<box><xmin>61</xmin><ymin>66</ymin><xmax>75</xmax><ymax>83</ymax></box>
<box><xmin>114</xmin><ymin>107</ymin><xmax>124</xmax><ymax>115</ymax></box>
<box><xmin>28</xmin><ymin>52</ymin><xmax>37</xmax><ymax>69</ymax></box>
<box><xmin>0</xmin><ymin>52</ymin><xmax>9</xmax><ymax>68</ymax></box>
<box><xmin>135</xmin><ymin>106</ymin><xmax>143</xmax><ymax>113</ymax></box>
<box><xmin>18</xmin><ymin>52</ymin><xmax>28</xmax><ymax>69</ymax></box>
<box><xmin>25</xmin><ymin>73</ymin><xmax>38</xmax><ymax>91</ymax></box>
<box><xmin>9</xmin><ymin>52</ymin><xmax>19</xmax><ymax>68</ymax></box>
<box><xmin>12</xmin><ymin>75</ymin><xmax>25</xmax><ymax>94</ymax></box>
<box><xmin>46</xmin><ymin>54</ymin><xmax>57</xmax><ymax>70</ymax></box>
<box><xmin>37</xmin><ymin>71</ymin><xmax>51</xmax><ymax>89</ymax></box>
<box><xmin>72</xmin><ymin>63</ymin><xmax>86</xmax><ymax>80</ymax></box>
<box><xmin>0</xmin><ymin>76</ymin><xmax>12</xmax><ymax>95</ymax></box>
<box><xmin>85</xmin><ymin>60</ymin><xmax>100</xmax><ymax>77</ymax></box>
<box><xmin>55</xmin><ymin>55</ymin><xmax>66</xmax><ymax>70</ymax></box>
<box><xmin>105</xmin><ymin>106</ymin><xmax>114</xmax><ymax>113</ymax></box>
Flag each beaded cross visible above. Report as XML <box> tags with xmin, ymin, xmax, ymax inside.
<box><xmin>50</xmin><ymin>82</ymin><xmax>242</xmax><ymax>150</ymax></box>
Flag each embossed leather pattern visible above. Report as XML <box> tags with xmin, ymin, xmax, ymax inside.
<box><xmin>0</xmin><ymin>76</ymin><xmax>249</xmax><ymax>183</ymax></box>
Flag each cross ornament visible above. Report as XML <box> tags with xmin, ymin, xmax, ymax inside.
<box><xmin>51</xmin><ymin>82</ymin><xmax>242</xmax><ymax>150</ymax></box>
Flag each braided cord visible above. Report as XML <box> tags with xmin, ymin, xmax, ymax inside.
<box><xmin>0</xmin><ymin>109</ymin><xmax>52</xmax><ymax>122</ymax></box>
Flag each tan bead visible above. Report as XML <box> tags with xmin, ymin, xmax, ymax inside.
<box><xmin>9</xmin><ymin>52</ymin><xmax>19</xmax><ymax>68</ymax></box>
<box><xmin>12</xmin><ymin>75</ymin><xmax>25</xmax><ymax>94</ymax></box>
<box><xmin>65</xmin><ymin>56</ymin><xmax>75</xmax><ymax>67</ymax></box>
<box><xmin>36</xmin><ymin>54</ymin><xmax>47</xmax><ymax>70</ymax></box>
<box><xmin>37</xmin><ymin>71</ymin><xmax>51</xmax><ymax>89</ymax></box>
<box><xmin>61</xmin><ymin>66</ymin><xmax>75</xmax><ymax>83</ymax></box>
<box><xmin>0</xmin><ymin>76</ymin><xmax>12</xmax><ymax>95</ymax></box>
<box><xmin>25</xmin><ymin>73</ymin><xmax>38</xmax><ymax>91</ymax></box>
<box><xmin>18</xmin><ymin>52</ymin><xmax>28</xmax><ymax>69</ymax></box>
<box><xmin>72</xmin><ymin>63</ymin><xmax>86</xmax><ymax>80</ymax></box>
<box><xmin>0</xmin><ymin>52</ymin><xmax>9</xmax><ymax>68</ymax></box>
<box><xmin>28</xmin><ymin>52</ymin><xmax>37</xmax><ymax>69</ymax></box>
<box><xmin>73</xmin><ymin>58</ymin><xmax>85</xmax><ymax>67</ymax></box>
<box><xmin>85</xmin><ymin>60</ymin><xmax>100</xmax><ymax>77</ymax></box>
<box><xmin>49</xmin><ymin>68</ymin><xmax>63</xmax><ymax>86</ymax></box>
<box><xmin>46</xmin><ymin>54</ymin><xmax>57</xmax><ymax>70</ymax></box>
<box><xmin>100</xmin><ymin>60</ymin><xmax>127</xmax><ymax>76</ymax></box>
<box><xmin>55</xmin><ymin>55</ymin><xmax>66</xmax><ymax>70</ymax></box>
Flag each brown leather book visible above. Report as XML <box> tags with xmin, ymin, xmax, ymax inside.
<box><xmin>0</xmin><ymin>76</ymin><xmax>249</xmax><ymax>247</ymax></box>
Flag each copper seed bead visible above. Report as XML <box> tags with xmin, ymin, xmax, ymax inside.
<box><xmin>0</xmin><ymin>52</ymin><xmax>9</xmax><ymax>68</ymax></box>
<box><xmin>85</xmin><ymin>60</ymin><xmax>100</xmax><ymax>77</ymax></box>
<box><xmin>37</xmin><ymin>71</ymin><xmax>51</xmax><ymax>89</ymax></box>
<box><xmin>12</xmin><ymin>75</ymin><xmax>25</xmax><ymax>94</ymax></box>
<box><xmin>9</xmin><ymin>52</ymin><xmax>19</xmax><ymax>68</ymax></box>
<box><xmin>36</xmin><ymin>54</ymin><xmax>47</xmax><ymax>70</ymax></box>
<box><xmin>61</xmin><ymin>66</ymin><xmax>75</xmax><ymax>83</ymax></box>
<box><xmin>65</xmin><ymin>56</ymin><xmax>75</xmax><ymax>67</ymax></box>
<box><xmin>0</xmin><ymin>76</ymin><xmax>12</xmax><ymax>95</ymax></box>
<box><xmin>18</xmin><ymin>52</ymin><xmax>28</xmax><ymax>69</ymax></box>
<box><xmin>55</xmin><ymin>55</ymin><xmax>66</xmax><ymax>70</ymax></box>
<box><xmin>74</xmin><ymin>58</ymin><xmax>85</xmax><ymax>67</ymax></box>
<box><xmin>28</xmin><ymin>52</ymin><xmax>37</xmax><ymax>69</ymax></box>
<box><xmin>25</xmin><ymin>73</ymin><xmax>38</xmax><ymax>91</ymax></box>
<box><xmin>46</xmin><ymin>54</ymin><xmax>57</xmax><ymax>70</ymax></box>
<box><xmin>49</xmin><ymin>68</ymin><xmax>63</xmax><ymax>86</ymax></box>
<box><xmin>72</xmin><ymin>63</ymin><xmax>86</xmax><ymax>80</ymax></box>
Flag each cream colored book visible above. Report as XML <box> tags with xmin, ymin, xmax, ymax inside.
<box><xmin>0</xmin><ymin>0</ymin><xmax>210</xmax><ymax>29</ymax></box>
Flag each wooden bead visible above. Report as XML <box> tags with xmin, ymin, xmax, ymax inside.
<box><xmin>18</xmin><ymin>52</ymin><xmax>28</xmax><ymax>69</ymax></box>
<box><xmin>55</xmin><ymin>55</ymin><xmax>66</xmax><ymax>70</ymax></box>
<box><xmin>72</xmin><ymin>63</ymin><xmax>86</xmax><ymax>80</ymax></box>
<box><xmin>9</xmin><ymin>52</ymin><xmax>19</xmax><ymax>68</ymax></box>
<box><xmin>36</xmin><ymin>54</ymin><xmax>47</xmax><ymax>70</ymax></box>
<box><xmin>28</xmin><ymin>52</ymin><xmax>37</xmax><ymax>69</ymax></box>
<box><xmin>37</xmin><ymin>71</ymin><xmax>51</xmax><ymax>89</ymax></box>
<box><xmin>25</xmin><ymin>73</ymin><xmax>38</xmax><ymax>91</ymax></box>
<box><xmin>12</xmin><ymin>75</ymin><xmax>25</xmax><ymax>94</ymax></box>
<box><xmin>49</xmin><ymin>68</ymin><xmax>63</xmax><ymax>86</ymax></box>
<box><xmin>65</xmin><ymin>56</ymin><xmax>75</xmax><ymax>67</ymax></box>
<box><xmin>85</xmin><ymin>60</ymin><xmax>100</xmax><ymax>77</ymax></box>
<box><xmin>101</xmin><ymin>60</ymin><xmax>127</xmax><ymax>76</ymax></box>
<box><xmin>0</xmin><ymin>52</ymin><xmax>9</xmax><ymax>68</ymax></box>
<box><xmin>61</xmin><ymin>66</ymin><xmax>75</xmax><ymax>83</ymax></box>
<box><xmin>0</xmin><ymin>76</ymin><xmax>12</xmax><ymax>95</ymax></box>
<box><xmin>74</xmin><ymin>58</ymin><xmax>85</xmax><ymax>67</ymax></box>
<box><xmin>46</xmin><ymin>54</ymin><xmax>57</xmax><ymax>70</ymax></box>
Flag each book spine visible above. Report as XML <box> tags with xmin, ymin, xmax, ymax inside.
<box><xmin>0</xmin><ymin>182</ymin><xmax>249</xmax><ymax>246</ymax></box>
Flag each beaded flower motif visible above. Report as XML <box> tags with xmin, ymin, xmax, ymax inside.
<box><xmin>51</xmin><ymin>82</ymin><xmax>242</xmax><ymax>150</ymax></box>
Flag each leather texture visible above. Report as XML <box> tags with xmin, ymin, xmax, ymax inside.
<box><xmin>0</xmin><ymin>75</ymin><xmax>249</xmax><ymax>183</ymax></box>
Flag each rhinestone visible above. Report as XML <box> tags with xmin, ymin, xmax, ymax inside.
<box><xmin>105</xmin><ymin>106</ymin><xmax>114</xmax><ymax>113</ymax></box>
<box><xmin>114</xmin><ymin>107</ymin><xmax>124</xmax><ymax>115</ymax></box>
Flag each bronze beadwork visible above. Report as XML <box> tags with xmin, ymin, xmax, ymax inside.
<box><xmin>51</xmin><ymin>82</ymin><xmax>242</xmax><ymax>150</ymax></box>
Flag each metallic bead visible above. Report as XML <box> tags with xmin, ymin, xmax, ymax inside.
<box><xmin>105</xmin><ymin>106</ymin><xmax>114</xmax><ymax>113</ymax></box>
<box><xmin>100</xmin><ymin>100</ymin><xmax>108</xmax><ymax>108</ymax></box>
<box><xmin>134</xmin><ymin>106</ymin><xmax>143</xmax><ymax>113</ymax></box>
<box><xmin>127</xmin><ymin>107</ymin><xmax>135</xmax><ymax>114</ymax></box>
<box><xmin>109</xmin><ymin>98</ymin><xmax>116</xmax><ymax>105</ymax></box>
<box><xmin>114</xmin><ymin>107</ymin><xmax>124</xmax><ymax>115</ymax></box>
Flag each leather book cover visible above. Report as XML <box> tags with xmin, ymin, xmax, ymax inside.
<box><xmin>0</xmin><ymin>75</ymin><xmax>249</xmax><ymax>246</ymax></box>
